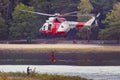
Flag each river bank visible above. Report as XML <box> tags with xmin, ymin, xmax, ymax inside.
<box><xmin>0</xmin><ymin>71</ymin><xmax>88</xmax><ymax>80</ymax></box>
<box><xmin>0</xmin><ymin>44</ymin><xmax>119</xmax><ymax>51</ymax></box>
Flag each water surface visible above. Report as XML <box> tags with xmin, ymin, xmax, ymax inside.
<box><xmin>0</xmin><ymin>65</ymin><xmax>120</xmax><ymax>80</ymax></box>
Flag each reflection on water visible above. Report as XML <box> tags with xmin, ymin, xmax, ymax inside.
<box><xmin>1</xmin><ymin>59</ymin><xmax>120</xmax><ymax>66</ymax></box>
<box><xmin>0</xmin><ymin>65</ymin><xmax>120</xmax><ymax>80</ymax></box>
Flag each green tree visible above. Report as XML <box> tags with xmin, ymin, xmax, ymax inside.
<box><xmin>90</xmin><ymin>0</ymin><xmax>118</xmax><ymax>13</ymax></box>
<box><xmin>77</xmin><ymin>0</ymin><xmax>93</xmax><ymax>21</ymax></box>
<box><xmin>0</xmin><ymin>14</ymin><xmax>8</xmax><ymax>40</ymax></box>
<box><xmin>31</xmin><ymin>0</ymin><xmax>79</xmax><ymax>14</ymax></box>
<box><xmin>99</xmin><ymin>2</ymin><xmax>120</xmax><ymax>43</ymax></box>
<box><xmin>30</xmin><ymin>0</ymin><xmax>79</xmax><ymax>23</ymax></box>
<box><xmin>0</xmin><ymin>0</ymin><xmax>10</xmax><ymax>10</ymax></box>
<box><xmin>77</xmin><ymin>0</ymin><xmax>94</xmax><ymax>41</ymax></box>
<box><xmin>78</xmin><ymin>0</ymin><xmax>93</xmax><ymax>14</ymax></box>
<box><xmin>76</xmin><ymin>27</ymin><xmax>88</xmax><ymax>40</ymax></box>
<box><xmin>0</xmin><ymin>0</ymin><xmax>19</xmax><ymax>22</ymax></box>
<box><xmin>10</xmin><ymin>3</ymin><xmax>38</xmax><ymax>40</ymax></box>
<box><xmin>90</xmin><ymin>0</ymin><xmax>119</xmax><ymax>29</ymax></box>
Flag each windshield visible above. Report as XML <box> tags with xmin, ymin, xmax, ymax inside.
<box><xmin>40</xmin><ymin>23</ymin><xmax>48</xmax><ymax>30</ymax></box>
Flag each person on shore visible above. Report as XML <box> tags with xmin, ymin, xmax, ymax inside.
<box><xmin>27</xmin><ymin>66</ymin><xmax>31</xmax><ymax>75</ymax></box>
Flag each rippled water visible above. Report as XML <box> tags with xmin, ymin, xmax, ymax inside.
<box><xmin>0</xmin><ymin>65</ymin><xmax>120</xmax><ymax>80</ymax></box>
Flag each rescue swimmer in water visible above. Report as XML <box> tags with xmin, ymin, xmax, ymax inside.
<box><xmin>50</xmin><ymin>51</ymin><xmax>56</xmax><ymax>63</ymax></box>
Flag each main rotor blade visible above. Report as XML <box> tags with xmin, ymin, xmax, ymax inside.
<box><xmin>63</xmin><ymin>15</ymin><xmax>77</xmax><ymax>17</ymax></box>
<box><xmin>78</xmin><ymin>14</ymin><xmax>94</xmax><ymax>17</ymax></box>
<box><xmin>21</xmin><ymin>10</ymin><xmax>55</xmax><ymax>16</ymax></box>
<box><xmin>61</xmin><ymin>11</ymin><xmax>77</xmax><ymax>16</ymax></box>
<box><xmin>64</xmin><ymin>14</ymin><xmax>94</xmax><ymax>17</ymax></box>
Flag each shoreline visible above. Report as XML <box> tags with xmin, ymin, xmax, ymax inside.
<box><xmin>0</xmin><ymin>71</ymin><xmax>88</xmax><ymax>80</ymax></box>
<box><xmin>0</xmin><ymin>44</ymin><xmax>120</xmax><ymax>52</ymax></box>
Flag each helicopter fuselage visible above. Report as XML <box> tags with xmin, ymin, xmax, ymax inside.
<box><xmin>21</xmin><ymin>10</ymin><xmax>100</xmax><ymax>36</ymax></box>
<box><xmin>40</xmin><ymin>17</ymin><xmax>85</xmax><ymax>36</ymax></box>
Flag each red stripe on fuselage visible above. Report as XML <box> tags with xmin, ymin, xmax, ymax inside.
<box><xmin>56</xmin><ymin>31</ymin><xmax>65</xmax><ymax>35</ymax></box>
<box><xmin>76</xmin><ymin>22</ymin><xmax>85</xmax><ymax>28</ymax></box>
<box><xmin>41</xmin><ymin>30</ymin><xmax>47</xmax><ymax>33</ymax></box>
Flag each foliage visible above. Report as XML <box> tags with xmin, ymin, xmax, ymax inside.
<box><xmin>99</xmin><ymin>26</ymin><xmax>120</xmax><ymax>40</ymax></box>
<box><xmin>0</xmin><ymin>0</ymin><xmax>10</xmax><ymax>40</ymax></box>
<box><xmin>30</xmin><ymin>0</ymin><xmax>79</xmax><ymax>26</ymax></box>
<box><xmin>9</xmin><ymin>3</ymin><xmax>38</xmax><ymax>40</ymax></box>
<box><xmin>103</xmin><ymin>2</ymin><xmax>120</xmax><ymax>26</ymax></box>
<box><xmin>77</xmin><ymin>27</ymin><xmax>88</xmax><ymax>39</ymax></box>
<box><xmin>77</xmin><ymin>0</ymin><xmax>94</xmax><ymax>40</ymax></box>
<box><xmin>0</xmin><ymin>14</ymin><xmax>8</xmax><ymax>40</ymax></box>
<box><xmin>90</xmin><ymin>0</ymin><xmax>118</xmax><ymax>13</ymax></box>
<box><xmin>77</xmin><ymin>26</ymin><xmax>99</xmax><ymax>40</ymax></box>
<box><xmin>77</xmin><ymin>0</ymin><xmax>93</xmax><ymax>21</ymax></box>
<box><xmin>99</xmin><ymin>2</ymin><xmax>120</xmax><ymax>43</ymax></box>
<box><xmin>31</xmin><ymin>0</ymin><xmax>79</xmax><ymax>13</ymax></box>
<box><xmin>90</xmin><ymin>0</ymin><xmax>119</xmax><ymax>29</ymax></box>
<box><xmin>0</xmin><ymin>72</ymin><xmax>89</xmax><ymax>80</ymax></box>
<box><xmin>0</xmin><ymin>0</ymin><xmax>10</xmax><ymax>10</ymax></box>
<box><xmin>90</xmin><ymin>26</ymin><xmax>99</xmax><ymax>40</ymax></box>
<box><xmin>78</xmin><ymin>0</ymin><xmax>93</xmax><ymax>14</ymax></box>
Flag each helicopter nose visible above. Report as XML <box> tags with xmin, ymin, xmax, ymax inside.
<box><xmin>39</xmin><ymin>28</ymin><xmax>44</xmax><ymax>33</ymax></box>
<box><xmin>39</xmin><ymin>28</ymin><xmax>42</xmax><ymax>32</ymax></box>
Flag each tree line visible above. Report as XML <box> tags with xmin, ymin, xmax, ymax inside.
<box><xmin>0</xmin><ymin>0</ymin><xmax>119</xmax><ymax>43</ymax></box>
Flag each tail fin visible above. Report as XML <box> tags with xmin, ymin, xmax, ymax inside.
<box><xmin>85</xmin><ymin>13</ymin><xmax>100</xmax><ymax>27</ymax></box>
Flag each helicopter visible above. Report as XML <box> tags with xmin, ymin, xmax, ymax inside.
<box><xmin>21</xmin><ymin>10</ymin><xmax>100</xmax><ymax>36</ymax></box>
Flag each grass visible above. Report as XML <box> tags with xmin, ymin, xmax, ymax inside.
<box><xmin>0</xmin><ymin>72</ymin><xmax>90</xmax><ymax>80</ymax></box>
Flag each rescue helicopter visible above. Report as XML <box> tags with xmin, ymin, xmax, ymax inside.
<box><xmin>21</xmin><ymin>10</ymin><xmax>100</xmax><ymax>36</ymax></box>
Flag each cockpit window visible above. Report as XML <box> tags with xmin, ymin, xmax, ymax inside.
<box><xmin>56</xmin><ymin>18</ymin><xmax>61</xmax><ymax>23</ymax></box>
<box><xmin>48</xmin><ymin>24</ymin><xmax>52</xmax><ymax>30</ymax></box>
<box><xmin>61</xmin><ymin>25</ymin><xmax>64</xmax><ymax>28</ymax></box>
<box><xmin>41</xmin><ymin>23</ymin><xmax>48</xmax><ymax>30</ymax></box>
<box><xmin>43</xmin><ymin>25</ymin><xmax>45</xmax><ymax>30</ymax></box>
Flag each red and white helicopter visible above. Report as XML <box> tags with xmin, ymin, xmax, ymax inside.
<box><xmin>22</xmin><ymin>10</ymin><xmax>100</xmax><ymax>36</ymax></box>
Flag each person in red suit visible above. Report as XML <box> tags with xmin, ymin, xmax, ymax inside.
<box><xmin>50</xmin><ymin>51</ymin><xmax>56</xmax><ymax>63</ymax></box>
